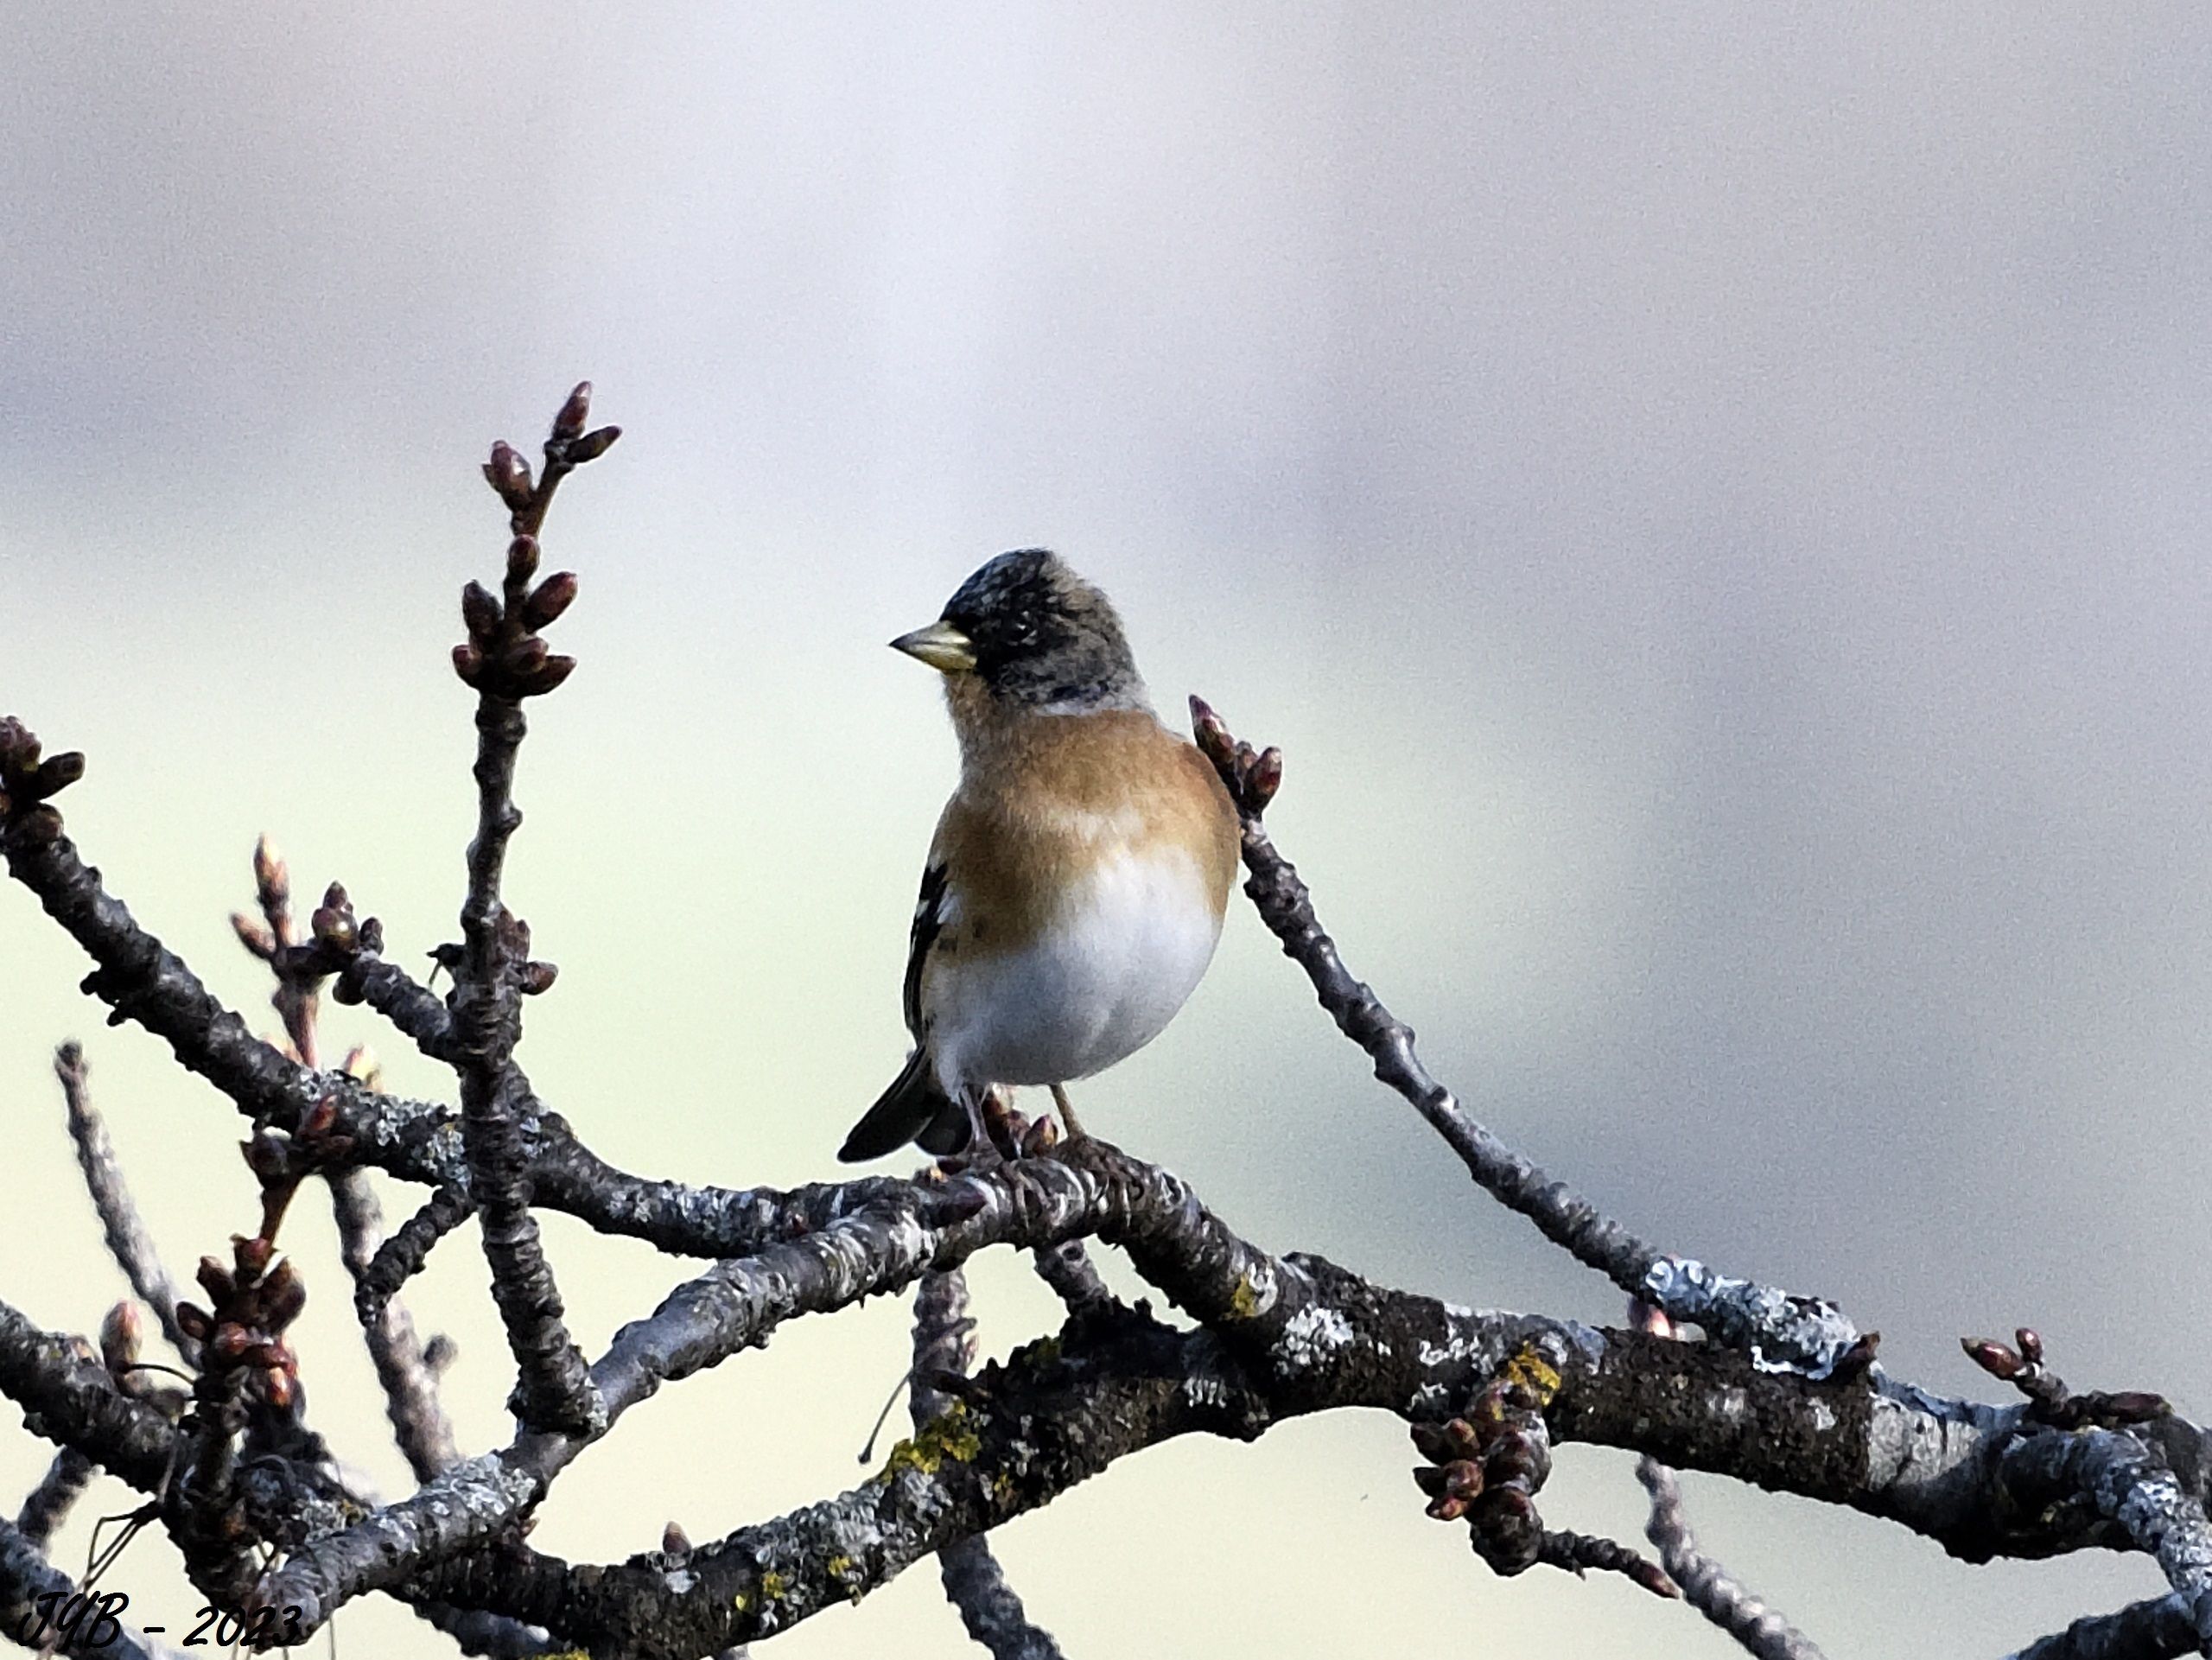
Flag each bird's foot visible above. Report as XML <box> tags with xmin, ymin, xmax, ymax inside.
<box><xmin>1049</xmin><ymin>1082</ymin><xmax>1088</xmax><ymax>1143</ymax></box>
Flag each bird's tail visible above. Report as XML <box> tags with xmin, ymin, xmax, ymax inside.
<box><xmin>839</xmin><ymin>1049</ymin><xmax>969</xmax><ymax>1161</ymax></box>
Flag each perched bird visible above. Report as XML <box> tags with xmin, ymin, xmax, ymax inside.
<box><xmin>838</xmin><ymin>550</ymin><xmax>1239</xmax><ymax>1161</ymax></box>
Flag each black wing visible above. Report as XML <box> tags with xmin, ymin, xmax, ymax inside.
<box><xmin>902</xmin><ymin>859</ymin><xmax>950</xmax><ymax>1038</ymax></box>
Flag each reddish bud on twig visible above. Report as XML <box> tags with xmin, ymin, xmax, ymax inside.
<box><xmin>100</xmin><ymin>1302</ymin><xmax>143</xmax><ymax>1373</ymax></box>
<box><xmin>531</xmin><ymin>654</ymin><xmax>579</xmax><ymax>694</ymax></box>
<box><xmin>553</xmin><ymin>382</ymin><xmax>593</xmax><ymax>442</ymax></box>
<box><xmin>233</xmin><ymin>1234</ymin><xmax>274</xmax><ymax>1276</ymax></box>
<box><xmin>453</xmin><ymin>643</ymin><xmax>485</xmax><ymax>685</ymax></box>
<box><xmin>231</xmin><ymin>913</ymin><xmax>277</xmax><ymax>959</ymax></box>
<box><xmin>175</xmin><ymin>1302</ymin><xmax>211</xmax><ymax>1342</ymax></box>
<box><xmin>263</xmin><ymin>1261</ymin><xmax>307</xmax><ymax>1329</ymax></box>
<box><xmin>662</xmin><ymin>1522</ymin><xmax>692</xmax><ymax>1556</ymax></box>
<box><xmin>566</xmin><ymin>425</ymin><xmax>621</xmax><ymax>464</ymax></box>
<box><xmin>519</xmin><ymin>961</ymin><xmax>558</xmax><ymax>995</ymax></box>
<box><xmin>35</xmin><ymin>753</ymin><xmax>86</xmax><ymax>793</ymax></box>
<box><xmin>1249</xmin><ymin>746</ymin><xmax>1283</xmax><ymax>808</ymax></box>
<box><xmin>461</xmin><ymin>581</ymin><xmax>503</xmax><ymax>639</ymax></box>
<box><xmin>252</xmin><ymin>833</ymin><xmax>287</xmax><ymax>900</ymax></box>
<box><xmin>1962</xmin><ymin>1337</ymin><xmax>2024</xmax><ymax>1381</ymax></box>
<box><xmin>484</xmin><ymin>442</ymin><xmax>533</xmax><ymax>512</ymax></box>
<box><xmin>506</xmin><ymin>534</ymin><xmax>541</xmax><ymax>584</ymax></box>
<box><xmin>196</xmin><ymin>1256</ymin><xmax>234</xmax><ymax>1302</ymax></box>
<box><xmin>2015</xmin><ymin>1327</ymin><xmax>2044</xmax><ymax>1365</ymax></box>
<box><xmin>522</xmin><ymin>571</ymin><xmax>579</xmax><ymax>629</ymax></box>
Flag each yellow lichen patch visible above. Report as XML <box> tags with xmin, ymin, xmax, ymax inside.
<box><xmin>989</xmin><ymin>1470</ymin><xmax>1017</xmax><ymax>1505</ymax></box>
<box><xmin>880</xmin><ymin>1401</ymin><xmax>983</xmax><ymax>1479</ymax></box>
<box><xmin>1009</xmin><ymin>1333</ymin><xmax>1061</xmax><ymax>1368</ymax></box>
<box><xmin>733</xmin><ymin>1591</ymin><xmax>751</xmax><ymax>1613</ymax></box>
<box><xmin>1500</xmin><ymin>1344</ymin><xmax>1563</xmax><ymax>1409</ymax></box>
<box><xmin>760</xmin><ymin>1569</ymin><xmax>789</xmax><ymax>1601</ymax></box>
<box><xmin>1229</xmin><ymin>1274</ymin><xmax>1264</xmax><ymax>1320</ymax></box>
<box><xmin>825</xmin><ymin>1555</ymin><xmax>854</xmax><ymax>1579</ymax></box>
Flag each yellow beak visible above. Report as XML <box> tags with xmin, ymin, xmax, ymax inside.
<box><xmin>890</xmin><ymin>620</ymin><xmax>977</xmax><ymax>675</ymax></box>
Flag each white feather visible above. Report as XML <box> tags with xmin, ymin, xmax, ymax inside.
<box><xmin>927</xmin><ymin>844</ymin><xmax>1221</xmax><ymax>1095</ymax></box>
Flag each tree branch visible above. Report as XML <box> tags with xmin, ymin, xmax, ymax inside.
<box><xmin>1188</xmin><ymin>697</ymin><xmax>1865</xmax><ymax>1379</ymax></box>
<box><xmin>1</xmin><ymin>1515</ymin><xmax>184</xmax><ymax>1659</ymax></box>
<box><xmin>330</xmin><ymin>1167</ymin><xmax>461</xmax><ymax>1482</ymax></box>
<box><xmin>912</xmin><ymin>1269</ymin><xmax>1066</xmax><ymax>1660</ymax></box>
<box><xmin>54</xmin><ymin>1042</ymin><xmax>194</xmax><ymax>1362</ymax></box>
<box><xmin>2008</xmin><ymin>1594</ymin><xmax>2198</xmax><ymax>1660</ymax></box>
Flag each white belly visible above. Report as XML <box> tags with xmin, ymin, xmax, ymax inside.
<box><xmin>930</xmin><ymin>848</ymin><xmax>1222</xmax><ymax>1095</ymax></box>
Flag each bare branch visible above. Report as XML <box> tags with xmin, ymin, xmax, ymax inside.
<box><xmin>357</xmin><ymin>1181</ymin><xmax>474</xmax><ymax>1320</ymax></box>
<box><xmin>54</xmin><ymin>1042</ymin><xmax>194</xmax><ymax>1362</ymax></box>
<box><xmin>14</xmin><ymin>1448</ymin><xmax>93</xmax><ymax>1550</ymax></box>
<box><xmin>1032</xmin><ymin>1240</ymin><xmax>1112</xmax><ymax>1314</ymax></box>
<box><xmin>1638</xmin><ymin>1457</ymin><xmax>1826</xmax><ymax>1658</ymax></box>
<box><xmin>2008</xmin><ymin>1593</ymin><xmax>2198</xmax><ymax>1660</ymax></box>
<box><xmin>330</xmin><ymin>1168</ymin><xmax>461</xmax><ymax>1481</ymax></box>
<box><xmin>444</xmin><ymin>388</ymin><xmax>621</xmax><ymax>1440</ymax></box>
<box><xmin>1</xmin><ymin>1514</ymin><xmax>185</xmax><ymax>1659</ymax></box>
<box><xmin>0</xmin><ymin>1295</ymin><xmax>175</xmax><ymax>1493</ymax></box>
<box><xmin>1188</xmin><ymin>696</ymin><xmax>1864</xmax><ymax>1379</ymax></box>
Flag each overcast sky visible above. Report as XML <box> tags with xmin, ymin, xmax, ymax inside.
<box><xmin>4</xmin><ymin>8</ymin><xmax>2211</xmax><ymax>1655</ymax></box>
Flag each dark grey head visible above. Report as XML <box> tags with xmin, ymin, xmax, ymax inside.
<box><xmin>891</xmin><ymin>550</ymin><xmax>1147</xmax><ymax>710</ymax></box>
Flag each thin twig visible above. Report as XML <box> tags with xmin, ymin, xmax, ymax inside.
<box><xmin>1631</xmin><ymin>1301</ymin><xmax>1826</xmax><ymax>1657</ymax></box>
<box><xmin>447</xmin><ymin>385</ymin><xmax>613</xmax><ymax>1439</ymax></box>
<box><xmin>55</xmin><ymin>1044</ymin><xmax>193</xmax><ymax>1362</ymax></box>
<box><xmin>1637</xmin><ymin>1458</ymin><xmax>1826</xmax><ymax>1657</ymax></box>
<box><xmin>357</xmin><ymin>1183</ymin><xmax>474</xmax><ymax>1320</ymax></box>
<box><xmin>15</xmin><ymin>1448</ymin><xmax>95</xmax><ymax>1549</ymax></box>
<box><xmin>330</xmin><ymin>1168</ymin><xmax>461</xmax><ymax>1481</ymax></box>
<box><xmin>1188</xmin><ymin>697</ymin><xmax>1864</xmax><ymax>1379</ymax></box>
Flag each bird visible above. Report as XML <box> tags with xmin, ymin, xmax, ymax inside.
<box><xmin>837</xmin><ymin>549</ymin><xmax>1240</xmax><ymax>1162</ymax></box>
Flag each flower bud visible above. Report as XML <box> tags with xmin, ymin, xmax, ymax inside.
<box><xmin>522</xmin><ymin>571</ymin><xmax>578</xmax><ymax>629</ymax></box>
<box><xmin>461</xmin><ymin>581</ymin><xmax>503</xmax><ymax>639</ymax></box>
<box><xmin>552</xmin><ymin>382</ymin><xmax>593</xmax><ymax>441</ymax></box>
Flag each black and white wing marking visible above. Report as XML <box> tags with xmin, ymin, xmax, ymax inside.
<box><xmin>902</xmin><ymin>858</ymin><xmax>950</xmax><ymax>1039</ymax></box>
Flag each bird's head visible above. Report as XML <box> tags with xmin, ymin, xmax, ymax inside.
<box><xmin>891</xmin><ymin>550</ymin><xmax>1146</xmax><ymax>714</ymax></box>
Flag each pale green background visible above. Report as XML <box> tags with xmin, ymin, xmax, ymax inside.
<box><xmin>3</xmin><ymin>6</ymin><xmax>2208</xmax><ymax>1655</ymax></box>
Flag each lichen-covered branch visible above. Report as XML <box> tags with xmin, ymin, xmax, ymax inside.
<box><xmin>912</xmin><ymin>1269</ymin><xmax>1065</xmax><ymax>1660</ymax></box>
<box><xmin>1187</xmin><ymin>697</ymin><xmax>1862</xmax><ymax>1380</ymax></box>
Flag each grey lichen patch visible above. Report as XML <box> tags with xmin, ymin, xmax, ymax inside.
<box><xmin>1275</xmin><ymin>1303</ymin><xmax>1355</xmax><ymax>1374</ymax></box>
<box><xmin>1643</xmin><ymin>1255</ymin><xmax>1861</xmax><ymax>1380</ymax></box>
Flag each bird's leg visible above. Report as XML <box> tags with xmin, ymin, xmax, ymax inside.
<box><xmin>979</xmin><ymin>1084</ymin><xmax>1022</xmax><ymax>1162</ymax></box>
<box><xmin>1049</xmin><ymin>1082</ymin><xmax>1087</xmax><ymax>1142</ymax></box>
